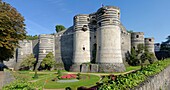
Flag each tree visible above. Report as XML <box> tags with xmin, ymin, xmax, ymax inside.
<box><xmin>0</xmin><ymin>1</ymin><xmax>26</xmax><ymax>63</ymax></box>
<box><xmin>55</xmin><ymin>25</ymin><xmax>66</xmax><ymax>33</ymax></box>
<box><xmin>26</xmin><ymin>35</ymin><xmax>38</xmax><ymax>40</ymax></box>
<box><xmin>127</xmin><ymin>30</ymin><xmax>133</xmax><ymax>33</ymax></box>
<box><xmin>127</xmin><ymin>47</ymin><xmax>139</xmax><ymax>66</ymax></box>
<box><xmin>40</xmin><ymin>52</ymin><xmax>55</xmax><ymax>70</ymax></box>
<box><xmin>164</xmin><ymin>35</ymin><xmax>170</xmax><ymax>44</ymax></box>
<box><xmin>20</xmin><ymin>54</ymin><xmax>36</xmax><ymax>70</ymax></box>
<box><xmin>161</xmin><ymin>35</ymin><xmax>170</xmax><ymax>51</ymax></box>
<box><xmin>127</xmin><ymin>44</ymin><xmax>157</xmax><ymax>67</ymax></box>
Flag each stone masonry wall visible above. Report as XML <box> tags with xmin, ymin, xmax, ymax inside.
<box><xmin>133</xmin><ymin>65</ymin><xmax>170</xmax><ymax>90</ymax></box>
<box><xmin>55</xmin><ymin>27</ymin><xmax>74</xmax><ymax>70</ymax></box>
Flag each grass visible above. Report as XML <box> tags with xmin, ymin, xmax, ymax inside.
<box><xmin>10</xmin><ymin>66</ymin><xmax>141</xmax><ymax>89</ymax></box>
<box><xmin>126</xmin><ymin>66</ymin><xmax>141</xmax><ymax>72</ymax></box>
<box><xmin>35</xmin><ymin>74</ymin><xmax>100</xmax><ymax>89</ymax></box>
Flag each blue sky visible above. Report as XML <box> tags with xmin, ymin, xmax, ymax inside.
<box><xmin>3</xmin><ymin>0</ymin><xmax>170</xmax><ymax>43</ymax></box>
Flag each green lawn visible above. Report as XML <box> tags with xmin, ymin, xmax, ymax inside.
<box><xmin>35</xmin><ymin>74</ymin><xmax>100</xmax><ymax>89</ymax></box>
<box><xmin>126</xmin><ymin>66</ymin><xmax>141</xmax><ymax>72</ymax></box>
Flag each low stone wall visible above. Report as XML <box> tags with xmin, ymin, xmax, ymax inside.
<box><xmin>0</xmin><ymin>71</ymin><xmax>15</xmax><ymax>89</ymax></box>
<box><xmin>133</xmin><ymin>65</ymin><xmax>170</xmax><ymax>90</ymax></box>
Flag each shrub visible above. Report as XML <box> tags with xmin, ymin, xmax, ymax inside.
<box><xmin>3</xmin><ymin>80</ymin><xmax>36</xmax><ymax>90</ymax></box>
<box><xmin>20</xmin><ymin>54</ymin><xmax>36</xmax><ymax>70</ymax></box>
<box><xmin>40</xmin><ymin>52</ymin><xmax>55</xmax><ymax>70</ymax></box>
<box><xmin>77</xmin><ymin>73</ymin><xmax>81</xmax><ymax>80</ymax></box>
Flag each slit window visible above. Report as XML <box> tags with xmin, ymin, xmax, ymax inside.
<box><xmin>98</xmin><ymin>22</ymin><xmax>101</xmax><ymax>27</ymax></box>
<box><xmin>94</xmin><ymin>36</ymin><xmax>96</xmax><ymax>39</ymax></box>
<box><xmin>83</xmin><ymin>47</ymin><xmax>85</xmax><ymax>51</ymax></box>
<box><xmin>87</xmin><ymin>18</ymin><xmax>90</xmax><ymax>21</ymax></box>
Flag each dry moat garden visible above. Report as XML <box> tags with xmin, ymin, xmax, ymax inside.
<box><xmin>3</xmin><ymin>59</ymin><xmax>170</xmax><ymax>90</ymax></box>
<box><xmin>2</xmin><ymin>65</ymin><xmax>141</xmax><ymax>90</ymax></box>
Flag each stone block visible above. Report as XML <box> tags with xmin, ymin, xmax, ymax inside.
<box><xmin>81</xmin><ymin>64</ymin><xmax>90</xmax><ymax>73</ymax></box>
<box><xmin>69</xmin><ymin>64</ymin><xmax>81</xmax><ymax>72</ymax></box>
<box><xmin>90</xmin><ymin>64</ymin><xmax>98</xmax><ymax>73</ymax></box>
<box><xmin>98</xmin><ymin>63</ymin><xmax>125</xmax><ymax>73</ymax></box>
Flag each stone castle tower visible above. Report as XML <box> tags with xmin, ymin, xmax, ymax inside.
<box><xmin>131</xmin><ymin>32</ymin><xmax>144</xmax><ymax>50</ymax></box>
<box><xmin>96</xmin><ymin>6</ymin><xmax>125</xmax><ymax>72</ymax></box>
<box><xmin>4</xmin><ymin>6</ymin><xmax>155</xmax><ymax>73</ymax></box>
<box><xmin>145</xmin><ymin>38</ymin><xmax>155</xmax><ymax>53</ymax></box>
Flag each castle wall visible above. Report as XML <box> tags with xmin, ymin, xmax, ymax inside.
<box><xmin>15</xmin><ymin>40</ymin><xmax>33</xmax><ymax>70</ymax></box>
<box><xmin>37</xmin><ymin>34</ymin><xmax>55</xmax><ymax>69</ymax></box>
<box><xmin>5</xmin><ymin>6</ymin><xmax>156</xmax><ymax>73</ymax></box>
<box><xmin>89</xmin><ymin>13</ymin><xmax>97</xmax><ymax>62</ymax></box>
<box><xmin>55</xmin><ymin>27</ymin><xmax>74</xmax><ymax>70</ymax></box>
<box><xmin>32</xmin><ymin>40</ymin><xmax>39</xmax><ymax>59</ymax></box>
<box><xmin>121</xmin><ymin>30</ymin><xmax>131</xmax><ymax>64</ymax></box>
<box><xmin>3</xmin><ymin>49</ymin><xmax>16</xmax><ymax>69</ymax></box>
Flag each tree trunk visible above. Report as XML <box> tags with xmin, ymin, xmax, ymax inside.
<box><xmin>0</xmin><ymin>60</ymin><xmax>4</xmax><ymax>71</ymax></box>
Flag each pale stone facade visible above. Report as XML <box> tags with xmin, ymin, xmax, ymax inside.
<box><xmin>4</xmin><ymin>6</ymin><xmax>155</xmax><ymax>72</ymax></box>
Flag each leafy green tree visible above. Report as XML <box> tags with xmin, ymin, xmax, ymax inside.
<box><xmin>20</xmin><ymin>54</ymin><xmax>36</xmax><ymax>70</ymax></box>
<box><xmin>0</xmin><ymin>1</ymin><xmax>26</xmax><ymax>63</ymax></box>
<box><xmin>55</xmin><ymin>25</ymin><xmax>66</xmax><ymax>33</ymax></box>
<box><xmin>127</xmin><ymin>30</ymin><xmax>133</xmax><ymax>33</ymax></box>
<box><xmin>128</xmin><ymin>44</ymin><xmax>157</xmax><ymax>67</ymax></box>
<box><xmin>161</xmin><ymin>35</ymin><xmax>170</xmax><ymax>51</ymax></box>
<box><xmin>40</xmin><ymin>52</ymin><xmax>55</xmax><ymax>70</ymax></box>
<box><xmin>164</xmin><ymin>35</ymin><xmax>170</xmax><ymax>44</ymax></box>
<box><xmin>127</xmin><ymin>47</ymin><xmax>139</xmax><ymax>66</ymax></box>
<box><xmin>26</xmin><ymin>35</ymin><xmax>38</xmax><ymax>40</ymax></box>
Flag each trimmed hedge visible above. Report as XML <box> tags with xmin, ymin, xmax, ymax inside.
<box><xmin>99</xmin><ymin>59</ymin><xmax>170</xmax><ymax>90</ymax></box>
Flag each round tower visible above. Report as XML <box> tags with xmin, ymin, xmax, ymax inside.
<box><xmin>37</xmin><ymin>34</ymin><xmax>55</xmax><ymax>69</ymax></box>
<box><xmin>96</xmin><ymin>6</ymin><xmax>125</xmax><ymax>72</ymax></box>
<box><xmin>71</xmin><ymin>14</ymin><xmax>91</xmax><ymax>72</ymax></box>
<box><xmin>145</xmin><ymin>38</ymin><xmax>155</xmax><ymax>53</ymax></box>
<box><xmin>131</xmin><ymin>32</ymin><xmax>144</xmax><ymax>50</ymax></box>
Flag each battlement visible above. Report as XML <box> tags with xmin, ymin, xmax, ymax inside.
<box><xmin>96</xmin><ymin>6</ymin><xmax>120</xmax><ymax>27</ymax></box>
<box><xmin>97</xmin><ymin>6</ymin><xmax>120</xmax><ymax>13</ymax></box>
<box><xmin>145</xmin><ymin>37</ymin><xmax>154</xmax><ymax>42</ymax></box>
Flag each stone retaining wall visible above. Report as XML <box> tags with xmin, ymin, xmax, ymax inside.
<box><xmin>134</xmin><ymin>65</ymin><xmax>170</xmax><ymax>90</ymax></box>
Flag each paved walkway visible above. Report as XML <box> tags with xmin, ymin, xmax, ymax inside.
<box><xmin>0</xmin><ymin>71</ymin><xmax>15</xmax><ymax>89</ymax></box>
<box><xmin>0</xmin><ymin>71</ymin><xmax>5</xmax><ymax>89</ymax></box>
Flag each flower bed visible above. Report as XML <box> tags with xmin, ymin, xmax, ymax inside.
<box><xmin>61</xmin><ymin>74</ymin><xmax>77</xmax><ymax>79</ymax></box>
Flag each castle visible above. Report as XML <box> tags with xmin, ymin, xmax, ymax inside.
<box><xmin>4</xmin><ymin>6</ymin><xmax>155</xmax><ymax>72</ymax></box>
